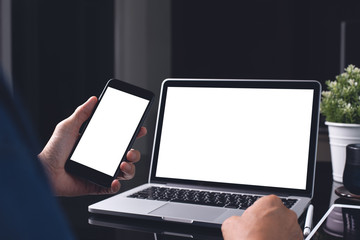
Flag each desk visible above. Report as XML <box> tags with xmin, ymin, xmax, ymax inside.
<box><xmin>59</xmin><ymin>162</ymin><xmax>344</xmax><ymax>240</ymax></box>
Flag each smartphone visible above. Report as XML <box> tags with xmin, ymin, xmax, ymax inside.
<box><xmin>65</xmin><ymin>79</ymin><xmax>154</xmax><ymax>187</ymax></box>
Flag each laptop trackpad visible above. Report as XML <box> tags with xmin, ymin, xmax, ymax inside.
<box><xmin>149</xmin><ymin>203</ymin><xmax>226</xmax><ymax>222</ymax></box>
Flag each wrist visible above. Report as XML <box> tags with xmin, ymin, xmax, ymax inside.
<box><xmin>37</xmin><ymin>152</ymin><xmax>59</xmax><ymax>195</ymax></box>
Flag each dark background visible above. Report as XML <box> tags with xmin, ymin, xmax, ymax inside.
<box><xmin>12</xmin><ymin>0</ymin><xmax>360</xmax><ymax>145</ymax></box>
<box><xmin>12</xmin><ymin>0</ymin><xmax>114</xmax><ymax>145</ymax></box>
<box><xmin>171</xmin><ymin>0</ymin><xmax>360</xmax><ymax>80</ymax></box>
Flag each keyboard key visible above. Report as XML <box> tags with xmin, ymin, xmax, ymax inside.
<box><xmin>127</xmin><ymin>187</ymin><xmax>297</xmax><ymax>210</ymax></box>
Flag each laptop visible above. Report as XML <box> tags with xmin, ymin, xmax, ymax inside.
<box><xmin>89</xmin><ymin>79</ymin><xmax>321</xmax><ymax>227</ymax></box>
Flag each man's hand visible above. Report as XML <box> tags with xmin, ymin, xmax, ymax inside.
<box><xmin>221</xmin><ymin>195</ymin><xmax>303</xmax><ymax>240</ymax></box>
<box><xmin>38</xmin><ymin>96</ymin><xmax>147</xmax><ymax>196</ymax></box>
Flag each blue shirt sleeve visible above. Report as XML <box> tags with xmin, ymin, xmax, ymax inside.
<box><xmin>0</xmin><ymin>71</ymin><xmax>74</xmax><ymax>239</ymax></box>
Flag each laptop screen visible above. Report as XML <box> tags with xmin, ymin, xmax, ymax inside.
<box><xmin>152</xmin><ymin>80</ymin><xmax>320</xmax><ymax>193</ymax></box>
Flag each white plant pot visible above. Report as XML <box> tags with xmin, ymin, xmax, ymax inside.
<box><xmin>326</xmin><ymin>121</ymin><xmax>360</xmax><ymax>183</ymax></box>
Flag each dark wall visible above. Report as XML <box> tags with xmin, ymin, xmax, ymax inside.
<box><xmin>171</xmin><ymin>0</ymin><xmax>360</xmax><ymax>85</ymax></box>
<box><xmin>13</xmin><ymin>0</ymin><xmax>360</xmax><ymax>144</ymax></box>
<box><xmin>12</xmin><ymin>0</ymin><xmax>114</xmax><ymax>146</ymax></box>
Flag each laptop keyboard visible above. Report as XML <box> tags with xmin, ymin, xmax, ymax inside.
<box><xmin>127</xmin><ymin>186</ymin><xmax>297</xmax><ymax>210</ymax></box>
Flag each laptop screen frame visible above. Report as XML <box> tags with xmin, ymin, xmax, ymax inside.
<box><xmin>149</xmin><ymin>79</ymin><xmax>321</xmax><ymax>197</ymax></box>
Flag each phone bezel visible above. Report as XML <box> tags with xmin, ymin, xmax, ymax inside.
<box><xmin>65</xmin><ymin>79</ymin><xmax>154</xmax><ymax>187</ymax></box>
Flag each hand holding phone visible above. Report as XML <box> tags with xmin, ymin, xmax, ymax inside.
<box><xmin>65</xmin><ymin>79</ymin><xmax>154</xmax><ymax>187</ymax></box>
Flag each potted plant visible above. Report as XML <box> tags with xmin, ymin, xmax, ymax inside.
<box><xmin>320</xmin><ymin>64</ymin><xmax>360</xmax><ymax>182</ymax></box>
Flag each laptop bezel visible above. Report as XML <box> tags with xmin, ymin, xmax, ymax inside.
<box><xmin>149</xmin><ymin>79</ymin><xmax>321</xmax><ymax>198</ymax></box>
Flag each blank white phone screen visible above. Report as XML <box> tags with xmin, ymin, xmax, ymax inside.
<box><xmin>156</xmin><ymin>87</ymin><xmax>314</xmax><ymax>190</ymax></box>
<box><xmin>70</xmin><ymin>87</ymin><xmax>149</xmax><ymax>176</ymax></box>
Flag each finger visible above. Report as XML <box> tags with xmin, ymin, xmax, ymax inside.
<box><xmin>255</xmin><ymin>194</ymin><xmax>282</xmax><ymax>208</ymax></box>
<box><xmin>88</xmin><ymin>180</ymin><xmax>121</xmax><ymax>195</ymax></box>
<box><xmin>72</xmin><ymin>177</ymin><xmax>116</xmax><ymax>196</ymax></box>
<box><xmin>70</xmin><ymin>96</ymin><xmax>97</xmax><ymax>130</ymax></box>
<box><xmin>118</xmin><ymin>162</ymin><xmax>135</xmax><ymax>180</ymax></box>
<box><xmin>110</xmin><ymin>179</ymin><xmax>121</xmax><ymax>193</ymax></box>
<box><xmin>126</xmin><ymin>149</ymin><xmax>141</xmax><ymax>163</ymax></box>
<box><xmin>136</xmin><ymin>127</ymin><xmax>147</xmax><ymax>139</ymax></box>
<box><xmin>221</xmin><ymin>216</ymin><xmax>242</xmax><ymax>239</ymax></box>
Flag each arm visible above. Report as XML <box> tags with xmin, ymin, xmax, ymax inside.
<box><xmin>38</xmin><ymin>96</ymin><xmax>147</xmax><ymax>196</ymax></box>
<box><xmin>221</xmin><ymin>195</ymin><xmax>303</xmax><ymax>240</ymax></box>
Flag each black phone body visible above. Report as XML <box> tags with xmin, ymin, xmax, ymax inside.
<box><xmin>65</xmin><ymin>79</ymin><xmax>154</xmax><ymax>187</ymax></box>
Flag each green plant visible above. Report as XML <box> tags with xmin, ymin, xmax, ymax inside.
<box><xmin>320</xmin><ymin>64</ymin><xmax>360</xmax><ymax>123</ymax></box>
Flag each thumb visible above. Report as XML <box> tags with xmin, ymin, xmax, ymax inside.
<box><xmin>70</xmin><ymin>96</ymin><xmax>98</xmax><ymax>130</ymax></box>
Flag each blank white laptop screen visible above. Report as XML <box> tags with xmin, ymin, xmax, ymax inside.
<box><xmin>155</xmin><ymin>87</ymin><xmax>314</xmax><ymax>190</ymax></box>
